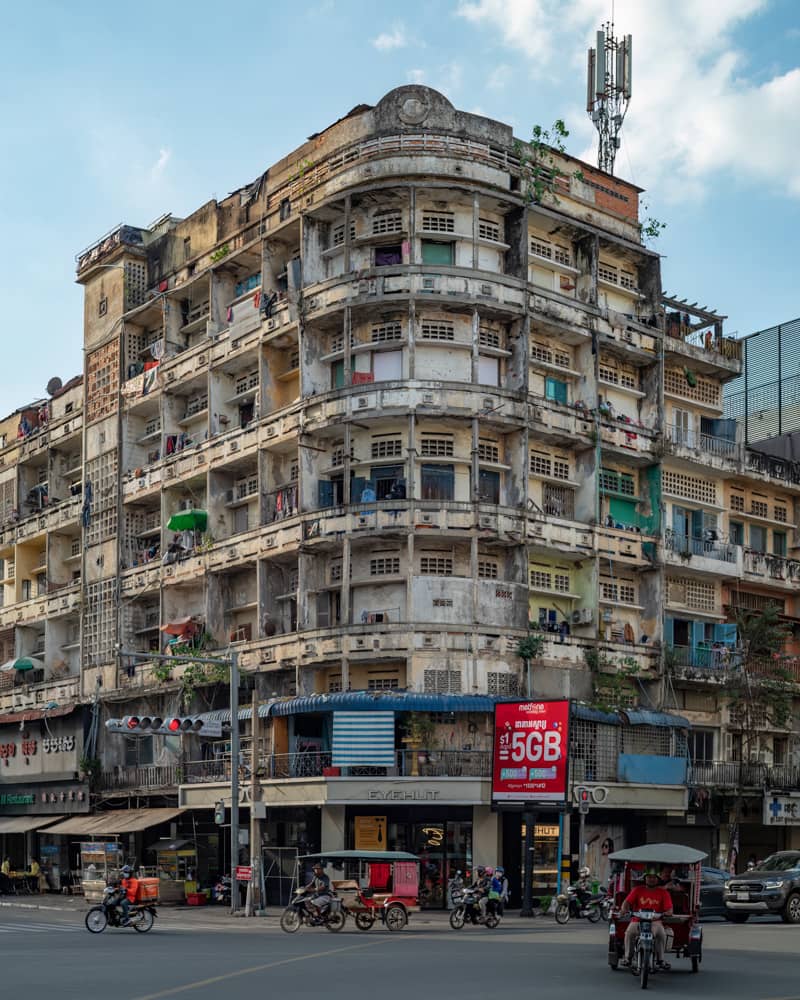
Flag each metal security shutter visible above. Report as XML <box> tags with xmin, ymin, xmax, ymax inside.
<box><xmin>332</xmin><ymin>712</ymin><xmax>395</xmax><ymax>767</ymax></box>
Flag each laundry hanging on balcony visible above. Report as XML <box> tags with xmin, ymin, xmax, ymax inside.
<box><xmin>332</xmin><ymin>711</ymin><xmax>395</xmax><ymax>767</ymax></box>
<box><xmin>166</xmin><ymin>509</ymin><xmax>208</xmax><ymax>532</ymax></box>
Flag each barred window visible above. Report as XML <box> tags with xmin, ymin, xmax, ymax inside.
<box><xmin>371</xmin><ymin>437</ymin><xmax>403</xmax><ymax>459</ymax></box>
<box><xmin>420</xmin><ymin>321</ymin><xmax>455</xmax><ymax>341</ymax></box>
<box><xmin>83</xmin><ymin>578</ymin><xmax>116</xmax><ymax>667</ymax></box>
<box><xmin>554</xmin><ymin>573</ymin><xmax>571</xmax><ymax>593</ymax></box>
<box><xmin>530</xmin><ymin>452</ymin><xmax>552</xmax><ymax>477</ymax></box>
<box><xmin>479</xmin><ymin>327</ymin><xmax>501</xmax><ymax>349</ymax></box>
<box><xmin>488</xmin><ymin>672</ymin><xmax>520</xmax><ymax>695</ymax></box>
<box><xmin>668</xmin><ymin>576</ymin><xmax>716</xmax><ymax>612</ymax></box>
<box><xmin>662</xmin><ymin>470</ymin><xmax>717</xmax><ymax>505</ymax></box>
<box><xmin>730</xmin><ymin>492</ymin><xmax>745</xmax><ymax>512</ymax></box>
<box><xmin>600</xmin><ymin>468</ymin><xmax>635</xmax><ymax>496</ymax></box>
<box><xmin>420</xmin><ymin>556</ymin><xmax>453</xmax><ymax>575</ymax></box>
<box><xmin>774</xmin><ymin>505</ymin><xmax>788</xmax><ymax>523</ymax></box>
<box><xmin>330</xmin><ymin>560</ymin><xmax>342</xmax><ymax>582</ymax></box>
<box><xmin>530</xmin><ymin>341</ymin><xmax>572</xmax><ymax>368</ymax></box>
<box><xmin>84</xmin><ymin>450</ymin><xmax>119</xmax><ymax>547</ymax></box>
<box><xmin>424</xmin><ymin>669</ymin><xmax>462</xmax><ymax>692</ymax></box>
<box><xmin>478</xmin><ymin>218</ymin><xmax>501</xmax><ymax>242</ymax></box>
<box><xmin>370</xmin><ymin>556</ymin><xmax>400</xmax><ymax>576</ymax></box>
<box><xmin>371</xmin><ymin>322</ymin><xmax>403</xmax><ymax>343</ymax></box>
<box><xmin>750</xmin><ymin>498</ymin><xmax>769</xmax><ymax>518</ymax></box>
<box><xmin>478</xmin><ymin>441</ymin><xmax>500</xmax><ymax>463</ymax></box>
<box><xmin>602</xmin><ymin>579</ymin><xmax>636</xmax><ymax>603</ymax></box>
<box><xmin>530</xmin><ymin>570</ymin><xmax>552</xmax><ymax>589</ymax></box>
<box><xmin>330</xmin><ymin>443</ymin><xmax>348</xmax><ymax>468</ymax></box>
<box><xmin>478</xmin><ymin>560</ymin><xmax>499</xmax><ymax>579</ymax></box>
<box><xmin>368</xmin><ymin>677</ymin><xmax>400</xmax><ymax>690</ymax></box>
<box><xmin>420</xmin><ymin>435</ymin><xmax>454</xmax><ymax>457</ymax></box>
<box><xmin>421</xmin><ymin>212</ymin><xmax>455</xmax><ymax>233</ymax></box>
<box><xmin>552</xmin><ymin>460</ymin><xmax>570</xmax><ymax>481</ymax></box>
<box><xmin>328</xmin><ymin>677</ymin><xmax>343</xmax><ymax>693</ymax></box>
<box><xmin>332</xmin><ymin>221</ymin><xmax>355</xmax><ymax>246</ymax></box>
<box><xmin>372</xmin><ymin>211</ymin><xmax>403</xmax><ymax>235</ymax></box>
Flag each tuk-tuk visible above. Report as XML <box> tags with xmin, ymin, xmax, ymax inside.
<box><xmin>300</xmin><ymin>851</ymin><xmax>420</xmax><ymax>931</ymax></box>
<box><xmin>607</xmin><ymin>843</ymin><xmax>705</xmax><ymax>988</ymax></box>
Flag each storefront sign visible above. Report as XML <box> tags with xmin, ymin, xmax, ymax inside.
<box><xmin>764</xmin><ymin>791</ymin><xmax>800</xmax><ymax>826</ymax></box>
<box><xmin>235</xmin><ymin>866</ymin><xmax>253</xmax><ymax>882</ymax></box>
<box><xmin>354</xmin><ymin>816</ymin><xmax>387</xmax><ymax>850</ymax></box>
<box><xmin>492</xmin><ymin>700</ymin><xmax>570</xmax><ymax>803</ymax></box>
<box><xmin>0</xmin><ymin>716</ymin><xmax>81</xmax><ymax>779</ymax></box>
<box><xmin>0</xmin><ymin>793</ymin><xmax>35</xmax><ymax>807</ymax></box>
<box><xmin>367</xmin><ymin>790</ymin><xmax>440</xmax><ymax>801</ymax></box>
<box><xmin>0</xmin><ymin>782</ymin><xmax>90</xmax><ymax>814</ymax></box>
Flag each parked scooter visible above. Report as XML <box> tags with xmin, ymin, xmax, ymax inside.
<box><xmin>555</xmin><ymin>883</ymin><xmax>611</xmax><ymax>924</ymax></box>
<box><xmin>449</xmin><ymin>886</ymin><xmax>500</xmax><ymax>930</ymax></box>
<box><xmin>280</xmin><ymin>887</ymin><xmax>346</xmax><ymax>933</ymax></box>
<box><xmin>212</xmin><ymin>875</ymin><xmax>231</xmax><ymax>905</ymax></box>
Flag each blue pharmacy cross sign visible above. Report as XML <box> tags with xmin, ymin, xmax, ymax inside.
<box><xmin>769</xmin><ymin>797</ymin><xmax>782</xmax><ymax>820</ymax></box>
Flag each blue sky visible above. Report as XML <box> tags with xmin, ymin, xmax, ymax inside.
<box><xmin>2</xmin><ymin>0</ymin><xmax>799</xmax><ymax>414</ymax></box>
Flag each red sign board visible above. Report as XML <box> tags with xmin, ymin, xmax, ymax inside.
<box><xmin>492</xmin><ymin>700</ymin><xmax>570</xmax><ymax>803</ymax></box>
<box><xmin>235</xmin><ymin>866</ymin><xmax>253</xmax><ymax>882</ymax></box>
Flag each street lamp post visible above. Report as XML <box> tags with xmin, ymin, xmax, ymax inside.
<box><xmin>117</xmin><ymin>646</ymin><xmax>240</xmax><ymax>913</ymax></box>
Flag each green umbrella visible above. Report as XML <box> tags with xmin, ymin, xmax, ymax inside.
<box><xmin>167</xmin><ymin>509</ymin><xmax>208</xmax><ymax>532</ymax></box>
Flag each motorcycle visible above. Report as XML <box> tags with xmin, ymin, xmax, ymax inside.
<box><xmin>449</xmin><ymin>886</ymin><xmax>500</xmax><ymax>930</ymax></box>
<box><xmin>85</xmin><ymin>886</ymin><xmax>157</xmax><ymax>934</ymax></box>
<box><xmin>280</xmin><ymin>887</ymin><xmax>346</xmax><ymax>933</ymax></box>
<box><xmin>212</xmin><ymin>875</ymin><xmax>231</xmax><ymax>905</ymax></box>
<box><xmin>628</xmin><ymin>910</ymin><xmax>661</xmax><ymax>989</ymax></box>
<box><xmin>555</xmin><ymin>883</ymin><xmax>611</xmax><ymax>924</ymax></box>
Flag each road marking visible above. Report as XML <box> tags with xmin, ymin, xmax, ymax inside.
<box><xmin>131</xmin><ymin>939</ymin><xmax>383</xmax><ymax>1000</ymax></box>
<box><xmin>0</xmin><ymin>921</ymin><xmax>79</xmax><ymax>933</ymax></box>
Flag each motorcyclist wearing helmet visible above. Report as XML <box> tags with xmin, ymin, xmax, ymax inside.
<box><xmin>619</xmin><ymin>866</ymin><xmax>673</xmax><ymax>970</ymax></box>
<box><xmin>494</xmin><ymin>866</ymin><xmax>509</xmax><ymax>915</ymax></box>
<box><xmin>576</xmin><ymin>865</ymin><xmax>593</xmax><ymax>910</ymax></box>
<box><xmin>470</xmin><ymin>866</ymin><xmax>489</xmax><ymax>922</ymax></box>
<box><xmin>117</xmin><ymin>865</ymin><xmax>139</xmax><ymax>926</ymax></box>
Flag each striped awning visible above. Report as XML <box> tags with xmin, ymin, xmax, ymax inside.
<box><xmin>332</xmin><ymin>711</ymin><xmax>395</xmax><ymax>767</ymax></box>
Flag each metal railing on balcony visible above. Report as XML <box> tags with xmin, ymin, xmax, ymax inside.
<box><xmin>743</xmin><ymin>549</ymin><xmax>800</xmax><ymax>584</ymax></box>
<box><xmin>688</xmin><ymin>761</ymin><xmax>800</xmax><ymax>790</ymax></box>
<box><xmin>665</xmin><ymin>425</ymin><xmax>738</xmax><ymax>458</ymax></box>
<box><xmin>182</xmin><ymin>748</ymin><xmax>492</xmax><ymax>783</ymax></box>
<box><xmin>664</xmin><ymin>530</ymin><xmax>738</xmax><ymax>563</ymax></box>
<box><xmin>100</xmin><ymin>764</ymin><xmax>178</xmax><ymax>791</ymax></box>
<box><xmin>668</xmin><ymin>645</ymin><xmax>741</xmax><ymax>672</ymax></box>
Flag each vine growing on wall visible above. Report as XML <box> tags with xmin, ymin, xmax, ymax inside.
<box><xmin>516</xmin><ymin>120</ymin><xmax>573</xmax><ymax>205</ymax></box>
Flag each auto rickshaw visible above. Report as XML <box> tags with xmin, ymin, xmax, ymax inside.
<box><xmin>299</xmin><ymin>851</ymin><xmax>421</xmax><ymax>931</ymax></box>
<box><xmin>607</xmin><ymin>844</ymin><xmax>706</xmax><ymax>988</ymax></box>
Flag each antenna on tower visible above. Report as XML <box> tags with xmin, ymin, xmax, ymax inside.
<box><xmin>586</xmin><ymin>22</ymin><xmax>632</xmax><ymax>175</ymax></box>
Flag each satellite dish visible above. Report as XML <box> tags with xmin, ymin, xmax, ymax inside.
<box><xmin>46</xmin><ymin>377</ymin><xmax>63</xmax><ymax>396</ymax></box>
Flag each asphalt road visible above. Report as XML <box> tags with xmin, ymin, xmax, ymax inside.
<box><xmin>3</xmin><ymin>904</ymin><xmax>800</xmax><ymax>1000</ymax></box>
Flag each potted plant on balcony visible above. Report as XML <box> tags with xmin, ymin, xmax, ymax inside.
<box><xmin>401</xmin><ymin>713</ymin><xmax>436</xmax><ymax>777</ymax></box>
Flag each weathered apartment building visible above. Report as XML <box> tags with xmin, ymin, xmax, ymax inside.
<box><xmin>1</xmin><ymin>86</ymin><xmax>800</xmax><ymax>897</ymax></box>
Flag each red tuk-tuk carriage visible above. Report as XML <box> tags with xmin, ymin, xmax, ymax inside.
<box><xmin>301</xmin><ymin>851</ymin><xmax>421</xmax><ymax>931</ymax></box>
<box><xmin>607</xmin><ymin>844</ymin><xmax>705</xmax><ymax>988</ymax></box>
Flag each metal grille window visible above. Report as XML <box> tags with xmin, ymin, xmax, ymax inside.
<box><xmin>330</xmin><ymin>442</ymin><xmax>347</xmax><ymax>468</ymax></box>
<box><xmin>421</xmin><ymin>212</ymin><xmax>455</xmax><ymax>233</ymax></box>
<box><xmin>420</xmin><ymin>321</ymin><xmax>455</xmax><ymax>341</ymax></box>
<box><xmin>478</xmin><ymin>441</ymin><xmax>500</xmax><ymax>463</ymax></box>
<box><xmin>185</xmin><ymin>393</ymin><xmax>208</xmax><ymax>417</ymax></box>
<box><xmin>420</xmin><ymin>435</ymin><xmax>454</xmax><ymax>457</ymax></box>
<box><xmin>774</xmin><ymin>504</ymin><xmax>788</xmax><ymax>523</ymax></box>
<box><xmin>371</xmin><ymin>322</ymin><xmax>403</xmax><ymax>343</ymax></box>
<box><xmin>662</xmin><ymin>470</ymin><xmax>717</xmax><ymax>505</ymax></box>
<box><xmin>85</xmin><ymin>450</ymin><xmax>119</xmax><ymax>547</ymax></box>
<box><xmin>570</xmin><ymin>719</ymin><xmax>620</xmax><ymax>782</ymax></box>
<box><xmin>329</xmin><ymin>677</ymin><xmax>343</xmax><ymax>693</ymax></box>
<box><xmin>730</xmin><ymin>492</ymin><xmax>745</xmax><ymax>511</ymax></box>
<box><xmin>330</xmin><ymin>560</ymin><xmax>343</xmax><ymax>582</ymax></box>
<box><xmin>424</xmin><ymin>669</ymin><xmax>462</xmax><ymax>693</ymax></box>
<box><xmin>530</xmin><ymin>341</ymin><xmax>571</xmax><ymax>368</ymax></box>
<box><xmin>750</xmin><ymin>498</ymin><xmax>769</xmax><ymax>518</ymax></box>
<box><xmin>488</xmin><ymin>672</ymin><xmax>520</xmax><ymax>695</ymax></box>
<box><xmin>600</xmin><ymin>468</ymin><xmax>636</xmax><ymax>496</ymax></box>
<box><xmin>478</xmin><ymin>219</ymin><xmax>501</xmax><ymax>242</ymax></box>
<box><xmin>668</xmin><ymin>577</ymin><xmax>716</xmax><ymax>612</ymax></box>
<box><xmin>370</xmin><ymin>556</ymin><xmax>400</xmax><ymax>576</ymax></box>
<box><xmin>478</xmin><ymin>560</ymin><xmax>499</xmax><ymax>579</ymax></box>
<box><xmin>622</xmin><ymin>725</ymin><xmax>672</xmax><ymax>756</ymax></box>
<box><xmin>235</xmin><ymin>475</ymin><xmax>258</xmax><ymax>500</ymax></box>
<box><xmin>332</xmin><ymin>221</ymin><xmax>355</xmax><ymax>247</ymax></box>
<box><xmin>601</xmin><ymin>579</ymin><xmax>636</xmax><ymax>604</ymax></box>
<box><xmin>290</xmin><ymin>460</ymin><xmax>299</xmax><ymax>482</ymax></box>
<box><xmin>368</xmin><ymin>677</ymin><xmax>399</xmax><ymax>690</ymax></box>
<box><xmin>371</xmin><ymin>437</ymin><xmax>403</xmax><ymax>459</ymax></box>
<box><xmin>530</xmin><ymin>452</ymin><xmax>552</xmax><ymax>477</ymax></box>
<box><xmin>83</xmin><ymin>579</ymin><xmax>116</xmax><ymax>667</ymax></box>
<box><xmin>543</xmin><ymin>484</ymin><xmax>575</xmax><ymax>519</ymax></box>
<box><xmin>554</xmin><ymin>573</ymin><xmax>571</xmax><ymax>593</ymax></box>
<box><xmin>372</xmin><ymin>212</ymin><xmax>403</xmax><ymax>235</ymax></box>
<box><xmin>552</xmin><ymin>460</ymin><xmax>570</xmax><ymax>481</ymax></box>
<box><xmin>479</xmin><ymin>327</ymin><xmax>501</xmax><ymax>349</ymax></box>
<box><xmin>420</xmin><ymin>556</ymin><xmax>453</xmax><ymax>575</ymax></box>
<box><xmin>530</xmin><ymin>569</ymin><xmax>552</xmax><ymax>589</ymax></box>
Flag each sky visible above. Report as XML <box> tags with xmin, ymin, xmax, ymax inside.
<box><xmin>2</xmin><ymin>0</ymin><xmax>799</xmax><ymax>414</ymax></box>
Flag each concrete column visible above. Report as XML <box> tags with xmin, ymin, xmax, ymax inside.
<box><xmin>472</xmin><ymin>193</ymin><xmax>480</xmax><ymax>271</ymax></box>
<box><xmin>321</xmin><ymin>805</ymin><xmax>346</xmax><ymax>852</ymax></box>
<box><xmin>473</xmin><ymin>806</ymin><xmax>500</xmax><ymax>865</ymax></box>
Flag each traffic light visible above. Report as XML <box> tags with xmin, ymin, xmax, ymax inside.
<box><xmin>578</xmin><ymin>788</ymin><xmax>591</xmax><ymax>815</ymax></box>
<box><xmin>214</xmin><ymin>800</ymin><xmax>226</xmax><ymax>825</ymax></box>
<box><xmin>106</xmin><ymin>715</ymin><xmax>206</xmax><ymax>735</ymax></box>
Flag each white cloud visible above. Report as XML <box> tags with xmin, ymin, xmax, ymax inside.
<box><xmin>457</xmin><ymin>0</ymin><xmax>800</xmax><ymax>202</ymax></box>
<box><xmin>407</xmin><ymin>68</ymin><xmax>426</xmax><ymax>84</ymax></box>
<box><xmin>487</xmin><ymin>64</ymin><xmax>512</xmax><ymax>91</ymax></box>
<box><xmin>406</xmin><ymin>63</ymin><xmax>463</xmax><ymax>98</ymax></box>
<box><xmin>373</xmin><ymin>22</ymin><xmax>408</xmax><ymax>51</ymax></box>
<box><xmin>150</xmin><ymin>147</ymin><xmax>171</xmax><ymax>180</ymax></box>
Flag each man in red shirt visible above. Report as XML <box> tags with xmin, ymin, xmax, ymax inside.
<box><xmin>619</xmin><ymin>866</ymin><xmax>673</xmax><ymax>969</ymax></box>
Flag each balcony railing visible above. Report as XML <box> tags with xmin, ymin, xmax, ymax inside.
<box><xmin>743</xmin><ymin>549</ymin><xmax>800</xmax><ymax>584</ymax></box>
<box><xmin>688</xmin><ymin>761</ymin><xmax>800</xmax><ymax>790</ymax></box>
<box><xmin>664</xmin><ymin>530</ymin><xmax>738</xmax><ymax>563</ymax></box>
<box><xmin>182</xmin><ymin>748</ymin><xmax>492</xmax><ymax>783</ymax></box>
<box><xmin>665</xmin><ymin>425</ymin><xmax>738</xmax><ymax>459</ymax></box>
<box><xmin>99</xmin><ymin>764</ymin><xmax>178</xmax><ymax>791</ymax></box>
<box><xmin>668</xmin><ymin>645</ymin><xmax>740</xmax><ymax>672</ymax></box>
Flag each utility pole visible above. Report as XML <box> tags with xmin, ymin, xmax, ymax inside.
<box><xmin>520</xmin><ymin>807</ymin><xmax>536</xmax><ymax>917</ymax></box>
<box><xmin>245</xmin><ymin>687</ymin><xmax>261</xmax><ymax>916</ymax></box>
<box><xmin>229</xmin><ymin>650</ymin><xmax>239</xmax><ymax>916</ymax></box>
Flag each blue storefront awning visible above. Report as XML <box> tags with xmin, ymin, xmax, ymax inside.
<box><xmin>571</xmin><ymin>704</ymin><xmax>620</xmax><ymax>725</ymax></box>
<box><xmin>201</xmin><ymin>692</ymin><xmax>501</xmax><ymax>722</ymax></box>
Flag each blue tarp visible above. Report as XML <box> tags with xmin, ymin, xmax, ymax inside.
<box><xmin>620</xmin><ymin>709</ymin><xmax>690</xmax><ymax>729</ymax></box>
<box><xmin>202</xmin><ymin>692</ymin><xmax>501</xmax><ymax>722</ymax></box>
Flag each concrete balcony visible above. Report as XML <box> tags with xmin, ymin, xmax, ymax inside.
<box><xmin>48</xmin><ymin>413</ymin><xmax>83</xmax><ymax>446</ymax></box>
<box><xmin>596</xmin><ymin>311</ymin><xmax>659</xmax><ymax>362</ymax></box>
<box><xmin>527</xmin><ymin>515</ymin><xmax>594</xmax><ymax>558</ymax></box>
<box><xmin>745</xmin><ymin>450</ymin><xmax>800</xmax><ymax>491</ymax></box>
<box><xmin>663</xmin><ymin>532</ymin><xmax>742</xmax><ymax>578</ymax></box>
<box><xmin>595</xmin><ymin>526</ymin><xmax>655</xmax><ymax>568</ymax></box>
<box><xmin>0</xmin><ymin>674</ymin><xmax>80</xmax><ymax>716</ymax></box>
<box><xmin>45</xmin><ymin>583</ymin><xmax>81</xmax><ymax>619</ymax></box>
<box><xmin>528</xmin><ymin>396</ymin><xmax>594</xmax><ymax>446</ymax></box>
<box><xmin>598</xmin><ymin>417</ymin><xmax>658</xmax><ymax>461</ymax></box>
<box><xmin>123</xmin><ymin>464</ymin><xmax>163</xmax><ymax>501</ymax></box>
<box><xmin>742</xmin><ymin>549</ymin><xmax>800</xmax><ymax>590</ymax></box>
<box><xmin>663</xmin><ymin>328</ymin><xmax>742</xmax><ymax>378</ymax></box>
<box><xmin>663</xmin><ymin>425</ymin><xmax>741</xmax><ymax>474</ymax></box>
<box><xmin>120</xmin><ymin>563</ymin><xmax>162</xmax><ymax>596</ymax></box>
<box><xmin>0</xmin><ymin>594</ymin><xmax>48</xmax><ymax>629</ymax></box>
<box><xmin>687</xmin><ymin>761</ymin><xmax>799</xmax><ymax>790</ymax></box>
<box><xmin>100</xmin><ymin>764</ymin><xmax>179</xmax><ymax>793</ymax></box>
<box><xmin>529</xmin><ymin>290</ymin><xmax>593</xmax><ymax>343</ymax></box>
<box><xmin>15</xmin><ymin>496</ymin><xmax>82</xmax><ymax>542</ymax></box>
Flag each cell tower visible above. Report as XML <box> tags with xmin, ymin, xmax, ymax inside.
<box><xmin>586</xmin><ymin>23</ymin><xmax>632</xmax><ymax>175</ymax></box>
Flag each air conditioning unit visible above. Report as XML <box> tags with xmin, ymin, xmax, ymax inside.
<box><xmin>422</xmin><ymin>392</ymin><xmax>435</xmax><ymax>405</ymax></box>
<box><xmin>356</xmin><ymin>397</ymin><xmax>369</xmax><ymax>409</ymax></box>
<box><xmin>533</xmin><ymin>406</ymin><xmax>544</xmax><ymax>421</ymax></box>
<box><xmin>179</xmin><ymin>499</ymin><xmax>193</xmax><ymax>511</ymax></box>
<box><xmin>264</xmin><ymin>536</ymin><xmax>276</xmax><ymax>549</ymax></box>
<box><xmin>266</xmin><ymin>425</ymin><xmax>277</xmax><ymax>438</ymax></box>
<box><xmin>571</xmin><ymin>608</ymin><xmax>594</xmax><ymax>625</ymax></box>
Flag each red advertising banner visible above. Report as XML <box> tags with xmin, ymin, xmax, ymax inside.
<box><xmin>492</xmin><ymin>700</ymin><xmax>570</xmax><ymax>803</ymax></box>
<box><xmin>235</xmin><ymin>866</ymin><xmax>253</xmax><ymax>882</ymax></box>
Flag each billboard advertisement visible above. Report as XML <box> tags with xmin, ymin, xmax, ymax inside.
<box><xmin>492</xmin><ymin>700</ymin><xmax>570</xmax><ymax>803</ymax></box>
